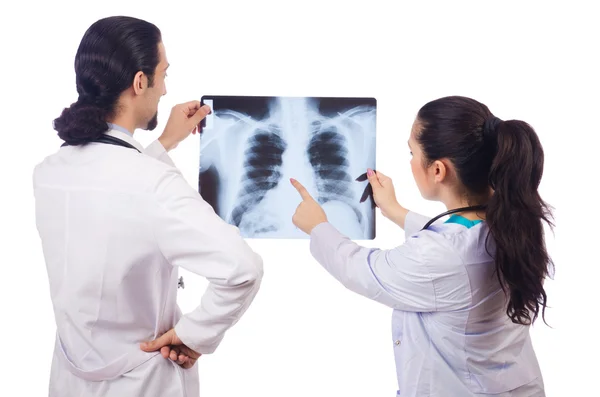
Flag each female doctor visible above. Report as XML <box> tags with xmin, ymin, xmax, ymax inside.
<box><xmin>291</xmin><ymin>95</ymin><xmax>553</xmax><ymax>396</ymax></box>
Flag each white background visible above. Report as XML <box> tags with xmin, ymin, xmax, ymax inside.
<box><xmin>1</xmin><ymin>1</ymin><xmax>598</xmax><ymax>396</ymax></box>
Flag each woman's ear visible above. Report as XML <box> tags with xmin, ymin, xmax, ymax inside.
<box><xmin>431</xmin><ymin>159</ymin><xmax>448</xmax><ymax>184</ymax></box>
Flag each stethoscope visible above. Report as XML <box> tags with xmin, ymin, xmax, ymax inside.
<box><xmin>61</xmin><ymin>134</ymin><xmax>187</xmax><ymax>289</ymax></box>
<box><xmin>61</xmin><ymin>134</ymin><xmax>142</xmax><ymax>153</ymax></box>
<box><xmin>420</xmin><ymin>204</ymin><xmax>487</xmax><ymax>231</ymax></box>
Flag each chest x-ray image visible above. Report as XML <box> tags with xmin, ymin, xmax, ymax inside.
<box><xmin>198</xmin><ymin>95</ymin><xmax>376</xmax><ymax>240</ymax></box>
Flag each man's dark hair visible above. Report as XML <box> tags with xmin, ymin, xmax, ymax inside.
<box><xmin>53</xmin><ymin>16</ymin><xmax>162</xmax><ymax>145</ymax></box>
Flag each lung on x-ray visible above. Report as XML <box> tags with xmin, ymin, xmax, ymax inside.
<box><xmin>198</xmin><ymin>95</ymin><xmax>376</xmax><ymax>240</ymax></box>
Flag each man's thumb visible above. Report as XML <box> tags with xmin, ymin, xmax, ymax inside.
<box><xmin>189</xmin><ymin>105</ymin><xmax>211</xmax><ymax>126</ymax></box>
<box><xmin>140</xmin><ymin>332</ymin><xmax>170</xmax><ymax>352</ymax></box>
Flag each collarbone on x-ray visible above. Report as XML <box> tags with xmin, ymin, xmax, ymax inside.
<box><xmin>199</xmin><ymin>96</ymin><xmax>376</xmax><ymax>240</ymax></box>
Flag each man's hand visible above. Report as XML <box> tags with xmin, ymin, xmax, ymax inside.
<box><xmin>140</xmin><ymin>328</ymin><xmax>201</xmax><ymax>369</ymax></box>
<box><xmin>158</xmin><ymin>101</ymin><xmax>211</xmax><ymax>151</ymax></box>
<box><xmin>290</xmin><ymin>178</ymin><xmax>328</xmax><ymax>234</ymax></box>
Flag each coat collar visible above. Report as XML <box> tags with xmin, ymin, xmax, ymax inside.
<box><xmin>104</xmin><ymin>128</ymin><xmax>146</xmax><ymax>154</ymax></box>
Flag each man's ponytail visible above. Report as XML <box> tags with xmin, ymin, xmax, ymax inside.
<box><xmin>53</xmin><ymin>98</ymin><xmax>110</xmax><ymax>145</ymax></box>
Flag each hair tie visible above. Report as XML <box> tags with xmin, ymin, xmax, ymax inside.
<box><xmin>77</xmin><ymin>93</ymin><xmax>95</xmax><ymax>105</ymax></box>
<box><xmin>77</xmin><ymin>93</ymin><xmax>113</xmax><ymax>108</ymax></box>
<box><xmin>483</xmin><ymin>116</ymin><xmax>502</xmax><ymax>139</ymax></box>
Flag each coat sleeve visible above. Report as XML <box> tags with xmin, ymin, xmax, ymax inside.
<box><xmin>308</xmin><ymin>214</ymin><xmax>468</xmax><ymax>312</ymax></box>
<box><xmin>151</xmin><ymin>168</ymin><xmax>264</xmax><ymax>354</ymax></box>
<box><xmin>144</xmin><ymin>140</ymin><xmax>177</xmax><ymax>168</ymax></box>
<box><xmin>403</xmin><ymin>210</ymin><xmax>432</xmax><ymax>239</ymax></box>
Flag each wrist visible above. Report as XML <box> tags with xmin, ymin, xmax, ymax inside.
<box><xmin>308</xmin><ymin>220</ymin><xmax>328</xmax><ymax>235</ymax></box>
<box><xmin>158</xmin><ymin>135</ymin><xmax>177</xmax><ymax>152</ymax></box>
<box><xmin>386</xmin><ymin>204</ymin><xmax>408</xmax><ymax>228</ymax></box>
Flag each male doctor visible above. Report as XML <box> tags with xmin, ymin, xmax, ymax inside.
<box><xmin>33</xmin><ymin>16</ymin><xmax>263</xmax><ymax>397</ymax></box>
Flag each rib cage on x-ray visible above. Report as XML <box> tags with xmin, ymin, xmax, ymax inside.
<box><xmin>230</xmin><ymin>125</ymin><xmax>287</xmax><ymax>233</ymax></box>
<box><xmin>307</xmin><ymin>121</ymin><xmax>363</xmax><ymax>225</ymax></box>
<box><xmin>198</xmin><ymin>96</ymin><xmax>376</xmax><ymax>239</ymax></box>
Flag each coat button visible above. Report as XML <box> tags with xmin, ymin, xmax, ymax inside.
<box><xmin>395</xmin><ymin>340</ymin><xmax>401</xmax><ymax>345</ymax></box>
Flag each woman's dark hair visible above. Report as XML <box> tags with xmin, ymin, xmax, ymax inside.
<box><xmin>53</xmin><ymin>16</ymin><xmax>162</xmax><ymax>145</ymax></box>
<box><xmin>416</xmin><ymin>95</ymin><xmax>554</xmax><ymax>326</ymax></box>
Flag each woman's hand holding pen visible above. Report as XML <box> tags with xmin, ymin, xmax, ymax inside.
<box><xmin>361</xmin><ymin>169</ymin><xmax>409</xmax><ymax>229</ymax></box>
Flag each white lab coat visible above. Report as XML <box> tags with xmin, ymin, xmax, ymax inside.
<box><xmin>309</xmin><ymin>212</ymin><xmax>545</xmax><ymax>396</ymax></box>
<box><xmin>33</xmin><ymin>128</ymin><xmax>264</xmax><ymax>397</ymax></box>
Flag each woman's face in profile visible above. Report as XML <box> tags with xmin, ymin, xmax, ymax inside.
<box><xmin>409</xmin><ymin>119</ymin><xmax>430</xmax><ymax>199</ymax></box>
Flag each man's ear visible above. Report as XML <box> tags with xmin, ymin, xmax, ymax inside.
<box><xmin>132</xmin><ymin>71</ymin><xmax>147</xmax><ymax>96</ymax></box>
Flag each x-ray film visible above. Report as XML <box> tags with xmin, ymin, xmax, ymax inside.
<box><xmin>199</xmin><ymin>95</ymin><xmax>376</xmax><ymax>240</ymax></box>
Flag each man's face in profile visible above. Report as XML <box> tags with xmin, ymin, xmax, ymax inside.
<box><xmin>142</xmin><ymin>42</ymin><xmax>168</xmax><ymax>131</ymax></box>
<box><xmin>146</xmin><ymin>112</ymin><xmax>158</xmax><ymax>130</ymax></box>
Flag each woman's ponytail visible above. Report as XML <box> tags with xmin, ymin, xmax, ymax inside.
<box><xmin>484</xmin><ymin>118</ymin><xmax>555</xmax><ymax>325</ymax></box>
